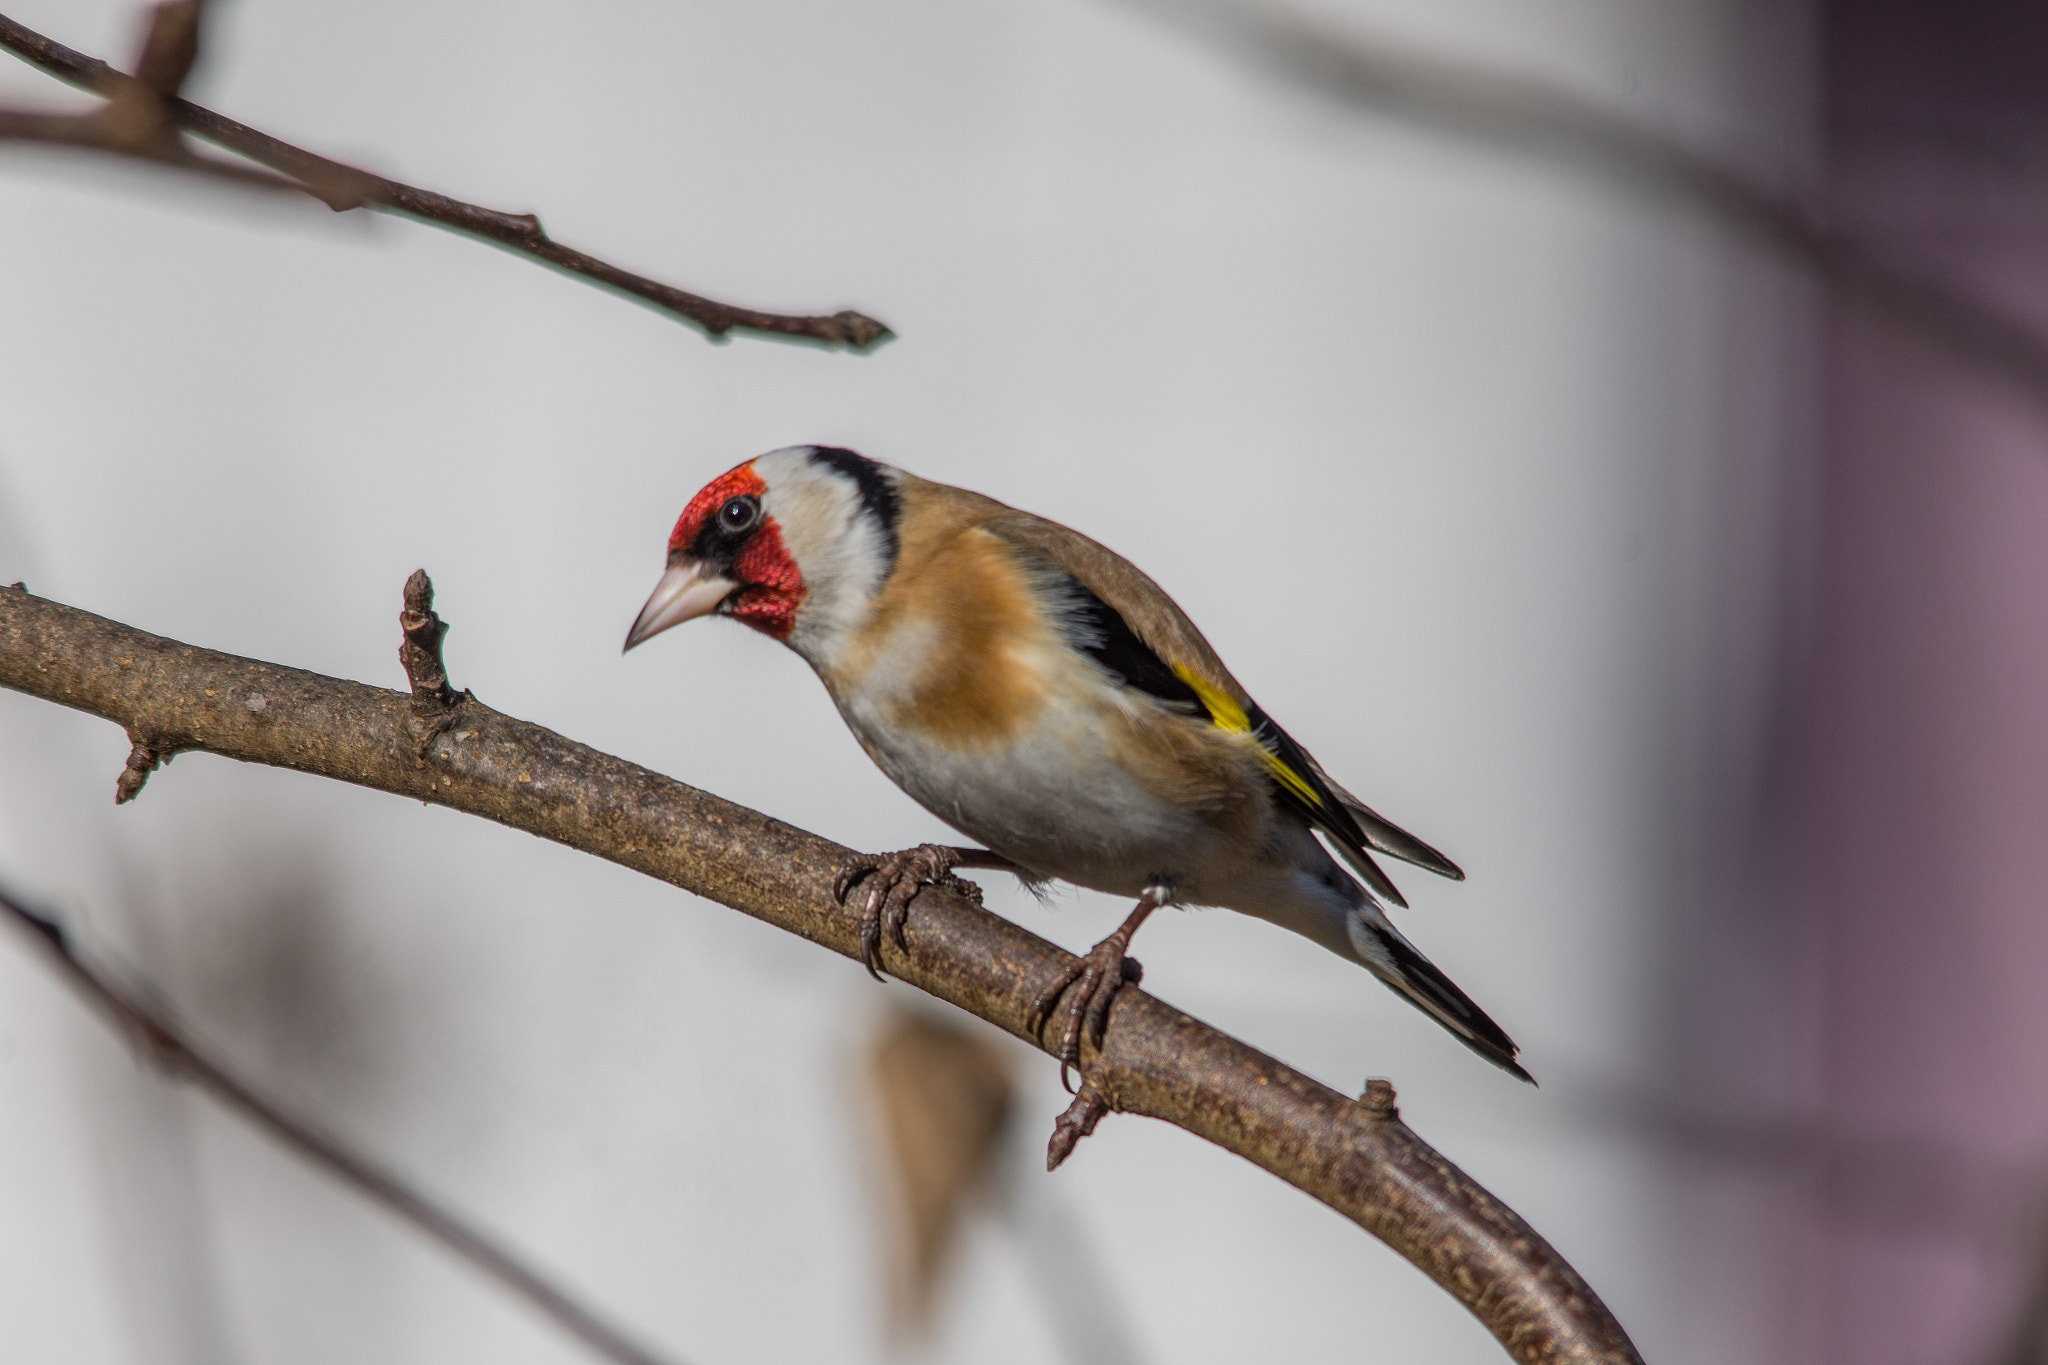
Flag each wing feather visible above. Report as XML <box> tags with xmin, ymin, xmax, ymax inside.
<box><xmin>1306</xmin><ymin>759</ymin><xmax>1466</xmax><ymax>880</ymax></box>
<box><xmin>981</xmin><ymin>512</ymin><xmax>1454</xmax><ymax>904</ymax></box>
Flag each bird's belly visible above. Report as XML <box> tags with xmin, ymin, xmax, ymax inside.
<box><xmin>847</xmin><ymin>706</ymin><xmax>1211</xmax><ymax>898</ymax></box>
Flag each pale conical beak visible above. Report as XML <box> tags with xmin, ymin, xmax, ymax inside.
<box><xmin>624</xmin><ymin>560</ymin><xmax>738</xmax><ymax>652</ymax></box>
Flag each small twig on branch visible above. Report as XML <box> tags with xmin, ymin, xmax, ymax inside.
<box><xmin>0</xmin><ymin>8</ymin><xmax>892</xmax><ymax>350</ymax></box>
<box><xmin>0</xmin><ymin>579</ymin><xmax>1643</xmax><ymax>1365</ymax></box>
<box><xmin>129</xmin><ymin>0</ymin><xmax>201</xmax><ymax>99</ymax></box>
<box><xmin>1047</xmin><ymin>1084</ymin><xmax>1114</xmax><ymax>1171</ymax></box>
<box><xmin>1118</xmin><ymin>0</ymin><xmax>2048</xmax><ymax>412</ymax></box>
<box><xmin>398</xmin><ymin>568</ymin><xmax>465</xmax><ymax>757</ymax></box>
<box><xmin>114</xmin><ymin>734</ymin><xmax>165</xmax><ymax>803</ymax></box>
<box><xmin>0</xmin><ymin>880</ymin><xmax>688</xmax><ymax>1365</ymax></box>
<box><xmin>398</xmin><ymin>568</ymin><xmax>458</xmax><ymax>710</ymax></box>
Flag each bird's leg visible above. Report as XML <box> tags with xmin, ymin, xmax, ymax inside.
<box><xmin>1029</xmin><ymin>881</ymin><xmax>1170</xmax><ymax>1082</ymax></box>
<box><xmin>833</xmin><ymin>843</ymin><xmax>1023</xmax><ymax>982</ymax></box>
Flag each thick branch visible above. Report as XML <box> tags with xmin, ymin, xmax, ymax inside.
<box><xmin>0</xmin><ymin>582</ymin><xmax>1642</xmax><ymax>1364</ymax></box>
<box><xmin>0</xmin><ymin>882</ymin><xmax>684</xmax><ymax>1365</ymax></box>
<box><xmin>0</xmin><ymin>10</ymin><xmax>891</xmax><ymax>350</ymax></box>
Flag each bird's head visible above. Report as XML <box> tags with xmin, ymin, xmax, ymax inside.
<box><xmin>624</xmin><ymin>445</ymin><xmax>900</xmax><ymax>666</ymax></box>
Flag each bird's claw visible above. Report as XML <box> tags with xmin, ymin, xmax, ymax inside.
<box><xmin>833</xmin><ymin>843</ymin><xmax>967</xmax><ymax>982</ymax></box>
<box><xmin>1082</xmin><ymin>954</ymin><xmax>1142</xmax><ymax>1053</ymax></box>
<box><xmin>1029</xmin><ymin>945</ymin><xmax>1143</xmax><ymax>1084</ymax></box>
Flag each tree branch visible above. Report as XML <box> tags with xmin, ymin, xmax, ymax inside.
<box><xmin>1119</xmin><ymin>0</ymin><xmax>2048</xmax><ymax>412</ymax></box>
<box><xmin>0</xmin><ymin>578</ymin><xmax>1643</xmax><ymax>1365</ymax></box>
<box><xmin>0</xmin><ymin>8</ymin><xmax>892</xmax><ymax>350</ymax></box>
<box><xmin>0</xmin><ymin>880</ymin><xmax>686</xmax><ymax>1365</ymax></box>
<box><xmin>0</xmin><ymin>2</ymin><xmax>306</xmax><ymax>195</ymax></box>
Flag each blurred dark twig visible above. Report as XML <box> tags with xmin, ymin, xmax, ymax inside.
<box><xmin>0</xmin><ymin>882</ymin><xmax>687</xmax><ymax>1365</ymax></box>
<box><xmin>1572</xmin><ymin>1076</ymin><xmax>2040</xmax><ymax>1243</ymax></box>
<box><xmin>1571</xmin><ymin>1074</ymin><xmax>2048</xmax><ymax>1365</ymax></box>
<box><xmin>0</xmin><ymin>7</ymin><xmax>891</xmax><ymax>350</ymax></box>
<box><xmin>867</xmin><ymin>1010</ymin><xmax>1014</xmax><ymax>1339</ymax></box>
<box><xmin>864</xmin><ymin>1009</ymin><xmax>1147</xmax><ymax>1363</ymax></box>
<box><xmin>0</xmin><ymin>579</ymin><xmax>1644</xmax><ymax>1365</ymax></box>
<box><xmin>0</xmin><ymin>2</ymin><xmax>302</xmax><ymax>194</ymax></box>
<box><xmin>995</xmin><ymin>1101</ymin><xmax>1150</xmax><ymax>1365</ymax></box>
<box><xmin>1120</xmin><ymin>0</ymin><xmax>2048</xmax><ymax>409</ymax></box>
<box><xmin>1986</xmin><ymin>1202</ymin><xmax>2048</xmax><ymax>1365</ymax></box>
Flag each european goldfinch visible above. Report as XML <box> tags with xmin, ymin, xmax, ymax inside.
<box><xmin>626</xmin><ymin>446</ymin><xmax>1528</xmax><ymax>1083</ymax></box>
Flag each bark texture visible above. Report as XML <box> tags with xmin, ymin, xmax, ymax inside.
<box><xmin>0</xmin><ymin>583</ymin><xmax>1642</xmax><ymax>1365</ymax></box>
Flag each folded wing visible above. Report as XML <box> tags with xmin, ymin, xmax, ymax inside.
<box><xmin>984</xmin><ymin>512</ymin><xmax>1460</xmax><ymax>905</ymax></box>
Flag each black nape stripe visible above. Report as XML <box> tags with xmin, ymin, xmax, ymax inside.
<box><xmin>807</xmin><ymin>446</ymin><xmax>901</xmax><ymax>570</ymax></box>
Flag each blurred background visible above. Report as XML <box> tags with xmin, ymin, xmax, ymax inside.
<box><xmin>1</xmin><ymin>0</ymin><xmax>2043</xmax><ymax>1361</ymax></box>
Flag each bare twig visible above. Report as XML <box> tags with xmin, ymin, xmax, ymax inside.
<box><xmin>0</xmin><ymin>579</ymin><xmax>1643</xmax><ymax>1364</ymax></box>
<box><xmin>113</xmin><ymin>734</ymin><xmax>164</xmax><ymax>803</ymax></box>
<box><xmin>1047</xmin><ymin>1084</ymin><xmax>1114</xmax><ymax>1170</ymax></box>
<box><xmin>1119</xmin><ymin>0</ymin><xmax>2048</xmax><ymax>410</ymax></box>
<box><xmin>129</xmin><ymin>0</ymin><xmax>202</xmax><ymax>99</ymax></box>
<box><xmin>398</xmin><ymin>568</ymin><xmax>465</xmax><ymax>758</ymax></box>
<box><xmin>0</xmin><ymin>881</ymin><xmax>685</xmax><ymax>1365</ymax></box>
<box><xmin>0</xmin><ymin>107</ymin><xmax>297</xmax><ymax>192</ymax></box>
<box><xmin>398</xmin><ymin>569</ymin><xmax>457</xmax><ymax>711</ymax></box>
<box><xmin>0</xmin><ymin>2</ymin><xmax>304</xmax><ymax>194</ymax></box>
<box><xmin>0</xmin><ymin>9</ymin><xmax>892</xmax><ymax>350</ymax></box>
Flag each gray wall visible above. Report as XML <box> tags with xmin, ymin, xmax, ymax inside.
<box><xmin>0</xmin><ymin>2</ymin><xmax>1815</xmax><ymax>1361</ymax></box>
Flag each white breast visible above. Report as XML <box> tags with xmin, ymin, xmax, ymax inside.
<box><xmin>827</xmin><ymin>617</ymin><xmax>1211</xmax><ymax>898</ymax></box>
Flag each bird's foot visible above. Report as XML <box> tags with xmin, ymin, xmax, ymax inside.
<box><xmin>1046</xmin><ymin>1082</ymin><xmax>1114</xmax><ymax>1171</ymax></box>
<box><xmin>1027</xmin><ymin>880</ymin><xmax>1169</xmax><ymax>1089</ymax></box>
<box><xmin>834</xmin><ymin>843</ymin><xmax>991</xmax><ymax>982</ymax></box>
<box><xmin>1029</xmin><ymin>945</ymin><xmax>1144</xmax><ymax>1085</ymax></box>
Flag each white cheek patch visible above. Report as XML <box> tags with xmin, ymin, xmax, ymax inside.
<box><xmin>752</xmin><ymin>448</ymin><xmax>892</xmax><ymax>666</ymax></box>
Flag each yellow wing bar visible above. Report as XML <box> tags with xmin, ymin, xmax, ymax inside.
<box><xmin>1171</xmin><ymin>665</ymin><xmax>1325</xmax><ymax>809</ymax></box>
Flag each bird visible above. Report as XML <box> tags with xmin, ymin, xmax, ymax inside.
<box><xmin>625</xmin><ymin>445</ymin><xmax>1528</xmax><ymax>1085</ymax></box>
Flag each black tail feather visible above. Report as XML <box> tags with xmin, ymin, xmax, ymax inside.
<box><xmin>1362</xmin><ymin>919</ymin><xmax>1531</xmax><ymax>1083</ymax></box>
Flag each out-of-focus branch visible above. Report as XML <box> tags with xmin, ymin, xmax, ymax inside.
<box><xmin>0</xmin><ymin>103</ymin><xmax>286</xmax><ymax>195</ymax></box>
<box><xmin>129</xmin><ymin>0</ymin><xmax>200</xmax><ymax>96</ymax></box>
<box><xmin>0</xmin><ymin>8</ymin><xmax>891</xmax><ymax>350</ymax></box>
<box><xmin>0</xmin><ymin>882</ymin><xmax>685</xmax><ymax>1365</ymax></box>
<box><xmin>0</xmin><ymin>579</ymin><xmax>1644</xmax><ymax>1365</ymax></box>
<box><xmin>0</xmin><ymin>1</ymin><xmax>302</xmax><ymax>194</ymax></box>
<box><xmin>1985</xmin><ymin>1198</ymin><xmax>2048</xmax><ymax>1365</ymax></box>
<box><xmin>1119</xmin><ymin>0</ymin><xmax>2048</xmax><ymax>409</ymax></box>
<box><xmin>1560</xmin><ymin>1070</ymin><xmax>2043</xmax><ymax>1245</ymax></box>
<box><xmin>865</xmin><ymin>1009</ymin><xmax>1148</xmax><ymax>1363</ymax></box>
<box><xmin>866</xmin><ymin>1010</ymin><xmax>1015</xmax><ymax>1340</ymax></box>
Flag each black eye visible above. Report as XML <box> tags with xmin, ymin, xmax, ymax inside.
<box><xmin>718</xmin><ymin>495</ymin><xmax>761</xmax><ymax>534</ymax></box>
